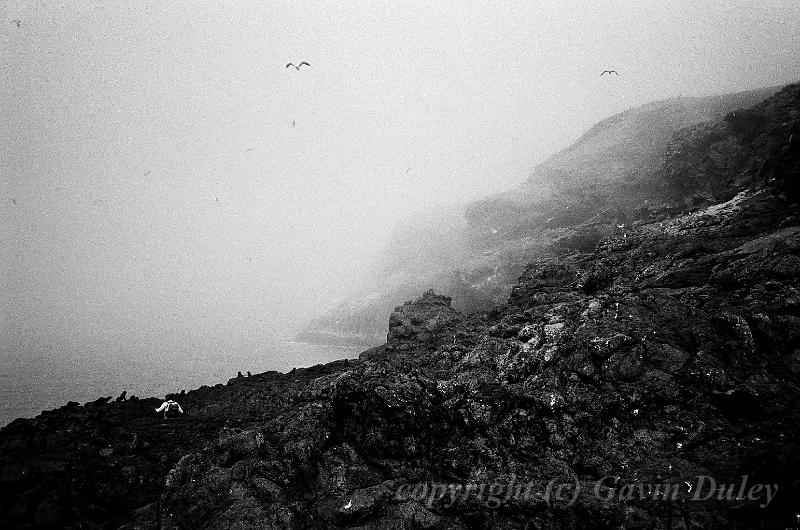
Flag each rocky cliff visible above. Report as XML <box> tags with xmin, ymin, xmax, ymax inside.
<box><xmin>299</xmin><ymin>86</ymin><xmax>784</xmax><ymax>348</ymax></box>
<box><xmin>2</xmin><ymin>84</ymin><xmax>799</xmax><ymax>529</ymax></box>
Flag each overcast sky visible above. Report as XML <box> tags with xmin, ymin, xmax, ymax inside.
<box><xmin>2</xmin><ymin>1</ymin><xmax>799</xmax><ymax>360</ymax></box>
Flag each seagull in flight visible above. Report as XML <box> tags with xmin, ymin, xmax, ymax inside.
<box><xmin>11</xmin><ymin>20</ymin><xmax>21</xmax><ymax>28</ymax></box>
<box><xmin>600</xmin><ymin>70</ymin><xmax>619</xmax><ymax>76</ymax></box>
<box><xmin>286</xmin><ymin>62</ymin><xmax>310</xmax><ymax>70</ymax></box>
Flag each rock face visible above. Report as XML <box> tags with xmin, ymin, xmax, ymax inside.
<box><xmin>2</xmin><ymin>85</ymin><xmax>800</xmax><ymax>529</ymax></box>
<box><xmin>386</xmin><ymin>290</ymin><xmax>461</xmax><ymax>348</ymax></box>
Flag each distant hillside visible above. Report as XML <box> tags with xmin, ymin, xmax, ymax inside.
<box><xmin>468</xmin><ymin>85</ymin><xmax>781</xmax><ymax>230</ymax></box>
<box><xmin>298</xmin><ymin>85</ymin><xmax>785</xmax><ymax>347</ymax></box>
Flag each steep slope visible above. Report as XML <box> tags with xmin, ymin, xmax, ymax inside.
<box><xmin>1</xmin><ymin>84</ymin><xmax>799</xmax><ymax>529</ymax></box>
<box><xmin>514</xmin><ymin>86</ymin><xmax>781</xmax><ymax>201</ymax></box>
<box><xmin>302</xmin><ymin>86</ymin><xmax>784</xmax><ymax>347</ymax></box>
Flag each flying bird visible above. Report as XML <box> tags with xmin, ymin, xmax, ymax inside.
<box><xmin>286</xmin><ymin>62</ymin><xmax>310</xmax><ymax>70</ymax></box>
<box><xmin>11</xmin><ymin>20</ymin><xmax>21</xmax><ymax>28</ymax></box>
<box><xmin>244</xmin><ymin>147</ymin><xmax>253</xmax><ymax>153</ymax></box>
<box><xmin>600</xmin><ymin>70</ymin><xmax>619</xmax><ymax>76</ymax></box>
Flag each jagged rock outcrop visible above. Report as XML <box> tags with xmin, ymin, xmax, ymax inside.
<box><xmin>2</xmin><ymin>84</ymin><xmax>799</xmax><ymax>529</ymax></box>
<box><xmin>356</xmin><ymin>290</ymin><xmax>461</xmax><ymax>362</ymax></box>
<box><xmin>386</xmin><ymin>290</ymin><xmax>461</xmax><ymax>348</ymax></box>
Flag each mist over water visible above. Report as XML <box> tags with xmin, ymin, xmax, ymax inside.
<box><xmin>2</xmin><ymin>1</ymin><xmax>799</xmax><ymax>424</ymax></box>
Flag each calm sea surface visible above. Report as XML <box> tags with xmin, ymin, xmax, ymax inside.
<box><xmin>0</xmin><ymin>337</ymin><xmax>361</xmax><ymax>427</ymax></box>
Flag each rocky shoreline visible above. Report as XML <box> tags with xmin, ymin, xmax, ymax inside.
<box><xmin>292</xmin><ymin>331</ymin><xmax>385</xmax><ymax>351</ymax></box>
<box><xmin>2</xmin><ymin>83</ymin><xmax>798</xmax><ymax>529</ymax></box>
<box><xmin>3</xmin><ymin>187</ymin><xmax>799</xmax><ymax>528</ymax></box>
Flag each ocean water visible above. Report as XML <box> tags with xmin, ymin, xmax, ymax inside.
<box><xmin>0</xmin><ymin>337</ymin><xmax>362</xmax><ymax>428</ymax></box>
